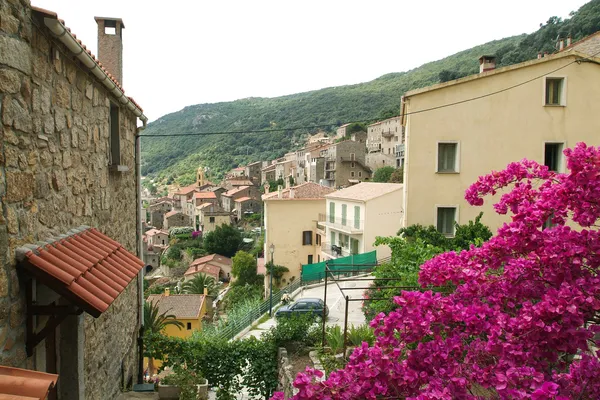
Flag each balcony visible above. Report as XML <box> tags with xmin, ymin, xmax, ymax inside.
<box><xmin>382</xmin><ymin>130</ymin><xmax>394</xmax><ymax>138</ymax></box>
<box><xmin>318</xmin><ymin>213</ymin><xmax>363</xmax><ymax>234</ymax></box>
<box><xmin>321</xmin><ymin>242</ymin><xmax>351</xmax><ymax>258</ymax></box>
<box><xmin>395</xmin><ymin>143</ymin><xmax>405</xmax><ymax>158</ymax></box>
<box><xmin>325</xmin><ymin>161</ymin><xmax>336</xmax><ymax>171</ymax></box>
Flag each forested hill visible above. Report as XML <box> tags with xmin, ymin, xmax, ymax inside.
<box><xmin>141</xmin><ymin>0</ymin><xmax>600</xmax><ymax>185</ymax></box>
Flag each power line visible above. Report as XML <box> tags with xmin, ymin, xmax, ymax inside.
<box><xmin>141</xmin><ymin>49</ymin><xmax>600</xmax><ymax>139</ymax></box>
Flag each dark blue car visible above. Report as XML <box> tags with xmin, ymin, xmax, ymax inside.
<box><xmin>275</xmin><ymin>298</ymin><xmax>329</xmax><ymax>320</ymax></box>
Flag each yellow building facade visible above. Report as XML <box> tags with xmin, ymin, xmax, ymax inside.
<box><xmin>402</xmin><ymin>49</ymin><xmax>600</xmax><ymax>234</ymax></box>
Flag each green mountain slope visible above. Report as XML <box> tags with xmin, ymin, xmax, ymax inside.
<box><xmin>141</xmin><ymin>0</ymin><xmax>600</xmax><ymax>185</ymax></box>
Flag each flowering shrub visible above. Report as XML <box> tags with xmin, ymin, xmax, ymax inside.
<box><xmin>274</xmin><ymin>143</ymin><xmax>600</xmax><ymax>399</ymax></box>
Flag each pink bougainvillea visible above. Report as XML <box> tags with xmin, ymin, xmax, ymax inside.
<box><xmin>274</xmin><ymin>143</ymin><xmax>600</xmax><ymax>399</ymax></box>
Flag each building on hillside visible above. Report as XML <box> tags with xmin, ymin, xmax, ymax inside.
<box><xmin>221</xmin><ymin>185</ymin><xmax>260</xmax><ymax>212</ymax></box>
<box><xmin>323</xmin><ymin>139</ymin><xmax>371</xmax><ymax>188</ymax></box>
<box><xmin>366</xmin><ymin>116</ymin><xmax>403</xmax><ymax>170</ymax></box>
<box><xmin>336</xmin><ymin>123</ymin><xmax>350</xmax><ymax>139</ymax></box>
<box><xmin>320</xmin><ymin>183</ymin><xmax>404</xmax><ymax>260</ymax></box>
<box><xmin>401</xmin><ymin>35</ymin><xmax>600</xmax><ymax>235</ymax></box>
<box><xmin>145</xmin><ymin>291</ymin><xmax>208</xmax><ymax>375</ymax></box>
<box><xmin>245</xmin><ymin>161</ymin><xmax>263</xmax><ymax>185</ymax></box>
<box><xmin>184</xmin><ymin>254</ymin><xmax>233</xmax><ymax>282</ymax></box>
<box><xmin>261</xmin><ymin>163</ymin><xmax>277</xmax><ymax>185</ymax></box>
<box><xmin>308</xmin><ymin>131</ymin><xmax>332</xmax><ymax>145</ymax></box>
<box><xmin>146</xmin><ymin>228</ymin><xmax>169</xmax><ymax>248</ymax></box>
<box><xmin>234</xmin><ymin>197</ymin><xmax>262</xmax><ymax>221</ymax></box>
<box><xmin>0</xmin><ymin>5</ymin><xmax>148</xmax><ymax>399</ymax></box>
<box><xmin>173</xmin><ymin>184</ymin><xmax>198</xmax><ymax>210</ymax></box>
<box><xmin>226</xmin><ymin>166</ymin><xmax>246</xmax><ymax>179</ymax></box>
<box><xmin>263</xmin><ymin>183</ymin><xmax>335</xmax><ymax>288</ymax></box>
<box><xmin>210</xmin><ymin>186</ymin><xmax>228</xmax><ymax>206</ymax></box>
<box><xmin>195</xmin><ymin>203</ymin><xmax>231</xmax><ymax>233</ymax></box>
<box><xmin>223</xmin><ymin>178</ymin><xmax>255</xmax><ymax>191</ymax></box>
<box><xmin>164</xmin><ymin>210</ymin><xmax>191</xmax><ymax>229</ymax></box>
<box><xmin>185</xmin><ymin>191</ymin><xmax>217</xmax><ymax>217</ymax></box>
<box><xmin>148</xmin><ymin>199</ymin><xmax>173</xmax><ymax>229</ymax></box>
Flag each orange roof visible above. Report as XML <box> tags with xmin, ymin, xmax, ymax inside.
<box><xmin>174</xmin><ymin>184</ymin><xmax>198</xmax><ymax>196</ymax></box>
<box><xmin>147</xmin><ymin>294</ymin><xmax>205</xmax><ymax>319</ymax></box>
<box><xmin>0</xmin><ymin>366</ymin><xmax>58</xmax><ymax>400</ymax></box>
<box><xmin>164</xmin><ymin>210</ymin><xmax>182</xmax><ymax>218</ymax></box>
<box><xmin>145</xmin><ymin>228</ymin><xmax>168</xmax><ymax>237</ymax></box>
<box><xmin>184</xmin><ymin>263</ymin><xmax>221</xmax><ymax>280</ymax></box>
<box><xmin>194</xmin><ymin>192</ymin><xmax>217</xmax><ymax>199</ymax></box>
<box><xmin>224</xmin><ymin>186</ymin><xmax>249</xmax><ymax>197</ymax></box>
<box><xmin>235</xmin><ymin>197</ymin><xmax>252</xmax><ymax>203</ymax></box>
<box><xmin>16</xmin><ymin>227</ymin><xmax>143</xmax><ymax>318</ymax></box>
<box><xmin>263</xmin><ymin>182</ymin><xmax>334</xmax><ymax>200</ymax></box>
<box><xmin>190</xmin><ymin>254</ymin><xmax>232</xmax><ymax>267</ymax></box>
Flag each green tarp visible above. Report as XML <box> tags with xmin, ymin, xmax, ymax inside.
<box><xmin>301</xmin><ymin>250</ymin><xmax>377</xmax><ymax>282</ymax></box>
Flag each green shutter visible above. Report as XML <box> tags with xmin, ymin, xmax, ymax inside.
<box><xmin>329</xmin><ymin>202</ymin><xmax>335</xmax><ymax>223</ymax></box>
<box><xmin>341</xmin><ymin>204</ymin><xmax>347</xmax><ymax>225</ymax></box>
<box><xmin>330</xmin><ymin>231</ymin><xmax>335</xmax><ymax>246</ymax></box>
<box><xmin>354</xmin><ymin>206</ymin><xmax>360</xmax><ymax>229</ymax></box>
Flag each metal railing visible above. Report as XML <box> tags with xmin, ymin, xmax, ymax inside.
<box><xmin>216</xmin><ymin>278</ymin><xmax>303</xmax><ymax>341</ymax></box>
<box><xmin>318</xmin><ymin>213</ymin><xmax>364</xmax><ymax>232</ymax></box>
<box><xmin>321</xmin><ymin>242</ymin><xmax>352</xmax><ymax>258</ymax></box>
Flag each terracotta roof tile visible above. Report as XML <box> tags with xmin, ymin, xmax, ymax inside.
<box><xmin>16</xmin><ymin>226</ymin><xmax>143</xmax><ymax>318</ymax></box>
<box><xmin>164</xmin><ymin>210</ymin><xmax>182</xmax><ymax>218</ymax></box>
<box><xmin>0</xmin><ymin>366</ymin><xmax>58</xmax><ymax>400</ymax></box>
<box><xmin>235</xmin><ymin>197</ymin><xmax>252</xmax><ymax>203</ymax></box>
<box><xmin>183</xmin><ymin>263</ymin><xmax>220</xmax><ymax>280</ymax></box>
<box><xmin>326</xmin><ymin>182</ymin><xmax>403</xmax><ymax>201</ymax></box>
<box><xmin>190</xmin><ymin>254</ymin><xmax>232</xmax><ymax>267</ymax></box>
<box><xmin>263</xmin><ymin>182</ymin><xmax>334</xmax><ymax>200</ymax></box>
<box><xmin>223</xmin><ymin>186</ymin><xmax>249</xmax><ymax>197</ymax></box>
<box><xmin>174</xmin><ymin>184</ymin><xmax>199</xmax><ymax>196</ymax></box>
<box><xmin>194</xmin><ymin>192</ymin><xmax>217</xmax><ymax>199</ymax></box>
<box><xmin>147</xmin><ymin>294</ymin><xmax>205</xmax><ymax>319</ymax></box>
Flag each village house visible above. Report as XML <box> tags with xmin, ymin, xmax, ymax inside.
<box><xmin>222</xmin><ymin>177</ymin><xmax>255</xmax><ymax>191</ymax></box>
<box><xmin>185</xmin><ymin>191</ymin><xmax>217</xmax><ymax>217</ymax></box>
<box><xmin>261</xmin><ymin>163</ymin><xmax>277</xmax><ymax>185</ymax></box>
<box><xmin>172</xmin><ymin>184</ymin><xmax>198</xmax><ymax>211</ymax></box>
<box><xmin>321</xmin><ymin>183</ymin><xmax>404</xmax><ymax>260</ymax></box>
<box><xmin>145</xmin><ymin>290</ymin><xmax>209</xmax><ymax>375</ymax></box>
<box><xmin>323</xmin><ymin>139</ymin><xmax>371</xmax><ymax>188</ymax></box>
<box><xmin>221</xmin><ymin>185</ymin><xmax>260</xmax><ymax>213</ymax></box>
<box><xmin>184</xmin><ymin>254</ymin><xmax>233</xmax><ymax>282</ymax></box>
<box><xmin>0</xmin><ymin>4</ymin><xmax>148</xmax><ymax>399</ymax></box>
<box><xmin>163</xmin><ymin>210</ymin><xmax>191</xmax><ymax>229</ymax></box>
<box><xmin>234</xmin><ymin>197</ymin><xmax>261</xmax><ymax>221</ymax></box>
<box><xmin>401</xmin><ymin>34</ymin><xmax>600</xmax><ymax>234</ymax></box>
<box><xmin>195</xmin><ymin>203</ymin><xmax>231</xmax><ymax>233</ymax></box>
<box><xmin>366</xmin><ymin>116</ymin><xmax>402</xmax><ymax>170</ymax></box>
<box><xmin>244</xmin><ymin>161</ymin><xmax>264</xmax><ymax>185</ymax></box>
<box><xmin>263</xmin><ymin>183</ymin><xmax>334</xmax><ymax>287</ymax></box>
<box><xmin>147</xmin><ymin>198</ymin><xmax>173</xmax><ymax>229</ymax></box>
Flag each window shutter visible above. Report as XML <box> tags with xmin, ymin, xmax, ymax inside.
<box><xmin>329</xmin><ymin>202</ymin><xmax>335</xmax><ymax>223</ymax></box>
<box><xmin>354</xmin><ymin>206</ymin><xmax>360</xmax><ymax>229</ymax></box>
<box><xmin>341</xmin><ymin>204</ymin><xmax>347</xmax><ymax>225</ymax></box>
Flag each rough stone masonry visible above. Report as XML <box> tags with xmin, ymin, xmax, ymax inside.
<box><xmin>0</xmin><ymin>1</ymin><xmax>142</xmax><ymax>399</ymax></box>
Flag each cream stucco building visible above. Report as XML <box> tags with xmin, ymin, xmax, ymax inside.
<box><xmin>402</xmin><ymin>38</ymin><xmax>600</xmax><ymax>235</ymax></box>
<box><xmin>320</xmin><ymin>182</ymin><xmax>404</xmax><ymax>261</ymax></box>
<box><xmin>263</xmin><ymin>183</ymin><xmax>334</xmax><ymax>286</ymax></box>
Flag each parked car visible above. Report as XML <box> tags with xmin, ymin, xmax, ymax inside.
<box><xmin>275</xmin><ymin>298</ymin><xmax>329</xmax><ymax>320</ymax></box>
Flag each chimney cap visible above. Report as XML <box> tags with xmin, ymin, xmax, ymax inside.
<box><xmin>478</xmin><ymin>55</ymin><xmax>496</xmax><ymax>63</ymax></box>
<box><xmin>94</xmin><ymin>16</ymin><xmax>125</xmax><ymax>28</ymax></box>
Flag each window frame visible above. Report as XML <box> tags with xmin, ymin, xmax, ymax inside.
<box><xmin>543</xmin><ymin>76</ymin><xmax>567</xmax><ymax>107</ymax></box>
<box><xmin>543</xmin><ymin>141</ymin><xmax>566</xmax><ymax>173</ymax></box>
<box><xmin>186</xmin><ymin>322</ymin><xmax>192</xmax><ymax>330</ymax></box>
<box><xmin>302</xmin><ymin>230</ymin><xmax>313</xmax><ymax>245</ymax></box>
<box><xmin>436</xmin><ymin>141</ymin><xmax>460</xmax><ymax>173</ymax></box>
<box><xmin>435</xmin><ymin>205</ymin><xmax>459</xmax><ymax>237</ymax></box>
<box><xmin>109</xmin><ymin>102</ymin><xmax>121</xmax><ymax>167</ymax></box>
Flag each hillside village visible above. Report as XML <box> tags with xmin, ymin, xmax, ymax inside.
<box><xmin>1</xmin><ymin>1</ymin><xmax>600</xmax><ymax>400</ymax></box>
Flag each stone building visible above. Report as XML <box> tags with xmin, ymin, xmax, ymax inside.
<box><xmin>366</xmin><ymin>116</ymin><xmax>401</xmax><ymax>170</ymax></box>
<box><xmin>163</xmin><ymin>210</ymin><xmax>191</xmax><ymax>229</ymax></box>
<box><xmin>323</xmin><ymin>139</ymin><xmax>371</xmax><ymax>188</ymax></box>
<box><xmin>234</xmin><ymin>197</ymin><xmax>262</xmax><ymax>221</ymax></box>
<box><xmin>0</xmin><ymin>3</ymin><xmax>147</xmax><ymax>400</ymax></box>
<box><xmin>244</xmin><ymin>161</ymin><xmax>263</xmax><ymax>185</ymax></box>
<box><xmin>148</xmin><ymin>199</ymin><xmax>173</xmax><ymax>229</ymax></box>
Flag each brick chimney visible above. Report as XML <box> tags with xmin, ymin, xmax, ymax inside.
<box><xmin>478</xmin><ymin>55</ymin><xmax>496</xmax><ymax>73</ymax></box>
<box><xmin>94</xmin><ymin>17</ymin><xmax>125</xmax><ymax>85</ymax></box>
<box><xmin>559</xmin><ymin>38</ymin><xmax>565</xmax><ymax>51</ymax></box>
<box><xmin>566</xmin><ymin>35</ymin><xmax>572</xmax><ymax>47</ymax></box>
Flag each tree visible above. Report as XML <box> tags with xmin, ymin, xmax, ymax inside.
<box><xmin>279</xmin><ymin>143</ymin><xmax>600</xmax><ymax>399</ymax></box>
<box><xmin>231</xmin><ymin>250</ymin><xmax>262</xmax><ymax>286</ymax></box>
<box><xmin>388</xmin><ymin>167</ymin><xmax>403</xmax><ymax>183</ymax></box>
<box><xmin>182</xmin><ymin>273</ymin><xmax>219</xmax><ymax>297</ymax></box>
<box><xmin>265</xmin><ymin>262</ymin><xmax>289</xmax><ymax>286</ymax></box>
<box><xmin>202</xmin><ymin>224</ymin><xmax>242</xmax><ymax>257</ymax></box>
<box><xmin>144</xmin><ymin>301</ymin><xmax>184</xmax><ymax>333</ymax></box>
<box><xmin>372</xmin><ymin>166</ymin><xmax>395</xmax><ymax>183</ymax></box>
<box><xmin>346</xmin><ymin>122</ymin><xmax>366</xmax><ymax>134</ymax></box>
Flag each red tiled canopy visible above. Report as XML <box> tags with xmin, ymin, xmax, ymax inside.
<box><xmin>17</xmin><ymin>226</ymin><xmax>144</xmax><ymax>318</ymax></box>
<box><xmin>0</xmin><ymin>366</ymin><xmax>58</xmax><ymax>400</ymax></box>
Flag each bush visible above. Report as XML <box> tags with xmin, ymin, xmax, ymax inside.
<box><xmin>203</xmin><ymin>224</ymin><xmax>242</xmax><ymax>257</ymax></box>
<box><xmin>347</xmin><ymin>324</ymin><xmax>375</xmax><ymax>347</ymax></box>
<box><xmin>160</xmin><ymin>365</ymin><xmax>206</xmax><ymax>400</ymax></box>
<box><xmin>325</xmin><ymin>326</ymin><xmax>344</xmax><ymax>355</ymax></box>
<box><xmin>263</xmin><ymin>314</ymin><xmax>319</xmax><ymax>350</ymax></box>
<box><xmin>372</xmin><ymin>166</ymin><xmax>395</xmax><ymax>183</ymax></box>
<box><xmin>169</xmin><ymin>227</ymin><xmax>194</xmax><ymax>237</ymax></box>
<box><xmin>222</xmin><ymin>283</ymin><xmax>263</xmax><ymax>311</ymax></box>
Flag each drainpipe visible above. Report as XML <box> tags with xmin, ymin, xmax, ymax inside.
<box><xmin>135</xmin><ymin>123</ymin><xmax>147</xmax><ymax>384</ymax></box>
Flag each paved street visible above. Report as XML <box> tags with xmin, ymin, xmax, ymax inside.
<box><xmin>241</xmin><ymin>276</ymin><xmax>373</xmax><ymax>339</ymax></box>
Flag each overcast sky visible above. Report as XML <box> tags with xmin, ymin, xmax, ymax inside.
<box><xmin>33</xmin><ymin>0</ymin><xmax>588</xmax><ymax>122</ymax></box>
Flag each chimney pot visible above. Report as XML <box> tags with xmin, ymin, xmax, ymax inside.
<box><xmin>290</xmin><ymin>188</ymin><xmax>295</xmax><ymax>199</ymax></box>
<box><xmin>544</xmin><ymin>52</ymin><xmax>549</xmax><ymax>58</ymax></box>
<box><xmin>559</xmin><ymin>39</ymin><xmax>565</xmax><ymax>51</ymax></box>
<box><xmin>94</xmin><ymin>17</ymin><xmax>125</xmax><ymax>86</ymax></box>
<box><xmin>278</xmin><ymin>185</ymin><xmax>283</xmax><ymax>199</ymax></box>
<box><xmin>165</xmin><ymin>288</ymin><xmax>170</xmax><ymax>296</ymax></box>
<box><xmin>537</xmin><ymin>52</ymin><xmax>542</xmax><ymax>59</ymax></box>
<box><xmin>478</xmin><ymin>55</ymin><xmax>496</xmax><ymax>73</ymax></box>
<box><xmin>566</xmin><ymin>35</ymin><xmax>572</xmax><ymax>47</ymax></box>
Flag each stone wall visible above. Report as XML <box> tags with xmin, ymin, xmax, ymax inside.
<box><xmin>0</xmin><ymin>1</ymin><xmax>141</xmax><ymax>399</ymax></box>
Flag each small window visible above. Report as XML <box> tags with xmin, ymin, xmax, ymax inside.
<box><xmin>358</xmin><ymin>171</ymin><xmax>362</xmax><ymax>178</ymax></box>
<box><xmin>308</xmin><ymin>255</ymin><xmax>313</xmax><ymax>264</ymax></box>
<box><xmin>437</xmin><ymin>207</ymin><xmax>457</xmax><ymax>236</ymax></box>
<box><xmin>350</xmin><ymin>153</ymin><xmax>356</xmax><ymax>161</ymax></box>
<box><xmin>545</xmin><ymin>78</ymin><xmax>564</xmax><ymax>106</ymax></box>
<box><xmin>544</xmin><ymin>143</ymin><xmax>564</xmax><ymax>172</ymax></box>
<box><xmin>109</xmin><ymin>103</ymin><xmax>120</xmax><ymax>165</ymax></box>
<box><xmin>162</xmin><ymin>239</ymin><xmax>165</xmax><ymax>245</ymax></box>
<box><xmin>302</xmin><ymin>230</ymin><xmax>313</xmax><ymax>245</ymax></box>
<box><xmin>350</xmin><ymin>171</ymin><xmax>355</xmax><ymax>178</ymax></box>
<box><xmin>437</xmin><ymin>142</ymin><xmax>458</xmax><ymax>173</ymax></box>
<box><xmin>316</xmin><ymin>234</ymin><xmax>321</xmax><ymax>245</ymax></box>
<box><xmin>351</xmin><ymin>162</ymin><xmax>355</xmax><ymax>168</ymax></box>
<box><xmin>187</xmin><ymin>322</ymin><xmax>192</xmax><ymax>330</ymax></box>
<box><xmin>209</xmin><ymin>216</ymin><xmax>215</xmax><ymax>223</ymax></box>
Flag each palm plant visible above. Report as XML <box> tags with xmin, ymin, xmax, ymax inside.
<box><xmin>182</xmin><ymin>273</ymin><xmax>219</xmax><ymax>297</ymax></box>
<box><xmin>144</xmin><ymin>301</ymin><xmax>184</xmax><ymax>333</ymax></box>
